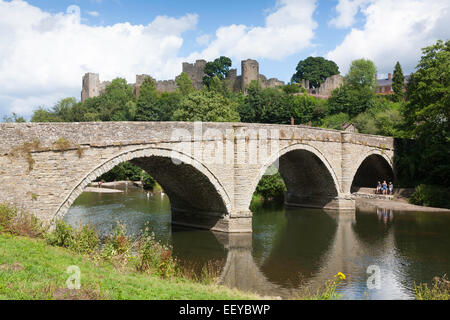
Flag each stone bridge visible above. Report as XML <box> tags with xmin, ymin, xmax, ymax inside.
<box><xmin>0</xmin><ymin>122</ymin><xmax>395</xmax><ymax>233</ymax></box>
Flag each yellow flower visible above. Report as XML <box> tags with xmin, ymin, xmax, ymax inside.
<box><xmin>335</xmin><ymin>272</ymin><xmax>346</xmax><ymax>280</ymax></box>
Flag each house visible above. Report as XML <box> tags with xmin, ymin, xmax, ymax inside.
<box><xmin>376</xmin><ymin>73</ymin><xmax>410</xmax><ymax>95</ymax></box>
<box><xmin>342</xmin><ymin>122</ymin><xmax>358</xmax><ymax>133</ymax></box>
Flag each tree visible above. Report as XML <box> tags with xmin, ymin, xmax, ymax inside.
<box><xmin>327</xmin><ymin>84</ymin><xmax>375</xmax><ymax>117</ymax></box>
<box><xmin>135</xmin><ymin>77</ymin><xmax>159</xmax><ymax>121</ymax></box>
<box><xmin>401</xmin><ymin>40</ymin><xmax>450</xmax><ymax>186</ymax></box>
<box><xmin>203</xmin><ymin>56</ymin><xmax>232</xmax><ymax>87</ymax></box>
<box><xmin>291</xmin><ymin>57</ymin><xmax>339</xmax><ymax>89</ymax></box>
<box><xmin>392</xmin><ymin>61</ymin><xmax>405</xmax><ymax>101</ymax></box>
<box><xmin>3</xmin><ymin>112</ymin><xmax>26</xmax><ymax>123</ymax></box>
<box><xmin>172</xmin><ymin>90</ymin><xmax>240</xmax><ymax>122</ymax></box>
<box><xmin>346</xmin><ymin>59</ymin><xmax>377</xmax><ymax>89</ymax></box>
<box><xmin>176</xmin><ymin>72</ymin><xmax>195</xmax><ymax>96</ymax></box>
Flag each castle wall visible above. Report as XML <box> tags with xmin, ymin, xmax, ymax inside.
<box><xmin>81</xmin><ymin>58</ymin><xmax>286</xmax><ymax>101</ymax></box>
<box><xmin>316</xmin><ymin>75</ymin><xmax>344</xmax><ymax>96</ymax></box>
<box><xmin>182</xmin><ymin>60</ymin><xmax>207</xmax><ymax>90</ymax></box>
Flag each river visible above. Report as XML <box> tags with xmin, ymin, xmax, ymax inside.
<box><xmin>64</xmin><ymin>186</ymin><xmax>450</xmax><ymax>300</ymax></box>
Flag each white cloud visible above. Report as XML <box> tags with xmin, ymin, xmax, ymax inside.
<box><xmin>86</xmin><ymin>11</ymin><xmax>99</xmax><ymax>17</ymax></box>
<box><xmin>186</xmin><ymin>0</ymin><xmax>318</xmax><ymax>62</ymax></box>
<box><xmin>0</xmin><ymin>0</ymin><xmax>198</xmax><ymax>117</ymax></box>
<box><xmin>327</xmin><ymin>0</ymin><xmax>450</xmax><ymax>75</ymax></box>
<box><xmin>196</xmin><ymin>34</ymin><xmax>211</xmax><ymax>47</ymax></box>
<box><xmin>329</xmin><ymin>0</ymin><xmax>369</xmax><ymax>28</ymax></box>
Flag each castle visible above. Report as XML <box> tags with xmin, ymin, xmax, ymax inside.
<box><xmin>81</xmin><ymin>59</ymin><xmax>286</xmax><ymax>102</ymax></box>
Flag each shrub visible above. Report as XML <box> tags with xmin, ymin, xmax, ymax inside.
<box><xmin>45</xmin><ymin>220</ymin><xmax>74</xmax><ymax>248</ymax></box>
<box><xmin>0</xmin><ymin>203</ymin><xmax>43</xmax><ymax>237</ymax></box>
<box><xmin>415</xmin><ymin>276</ymin><xmax>450</xmax><ymax>300</ymax></box>
<box><xmin>255</xmin><ymin>172</ymin><xmax>286</xmax><ymax>202</ymax></box>
<box><xmin>101</xmin><ymin>222</ymin><xmax>132</xmax><ymax>263</ymax></box>
<box><xmin>409</xmin><ymin>185</ymin><xmax>450</xmax><ymax>209</ymax></box>
<box><xmin>70</xmin><ymin>224</ymin><xmax>100</xmax><ymax>255</ymax></box>
<box><xmin>135</xmin><ymin>228</ymin><xmax>177</xmax><ymax>278</ymax></box>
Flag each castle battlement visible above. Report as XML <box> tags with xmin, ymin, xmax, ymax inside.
<box><xmin>81</xmin><ymin>59</ymin><xmax>286</xmax><ymax>102</ymax></box>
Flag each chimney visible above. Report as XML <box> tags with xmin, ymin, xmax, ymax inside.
<box><xmin>375</xmin><ymin>74</ymin><xmax>378</xmax><ymax>81</ymax></box>
<box><xmin>290</xmin><ymin>117</ymin><xmax>295</xmax><ymax>126</ymax></box>
<box><xmin>388</xmin><ymin>73</ymin><xmax>392</xmax><ymax>80</ymax></box>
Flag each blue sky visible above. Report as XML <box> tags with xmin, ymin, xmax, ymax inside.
<box><xmin>0</xmin><ymin>0</ymin><xmax>449</xmax><ymax>118</ymax></box>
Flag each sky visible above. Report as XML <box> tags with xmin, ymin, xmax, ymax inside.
<box><xmin>0</xmin><ymin>0</ymin><xmax>449</xmax><ymax>119</ymax></box>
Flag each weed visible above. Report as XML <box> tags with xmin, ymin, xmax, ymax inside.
<box><xmin>415</xmin><ymin>275</ymin><xmax>450</xmax><ymax>300</ymax></box>
<box><xmin>53</xmin><ymin>137</ymin><xmax>72</xmax><ymax>151</ymax></box>
<box><xmin>0</xmin><ymin>203</ymin><xmax>43</xmax><ymax>237</ymax></box>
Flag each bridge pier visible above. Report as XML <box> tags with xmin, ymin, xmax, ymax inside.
<box><xmin>172</xmin><ymin>209</ymin><xmax>252</xmax><ymax>233</ymax></box>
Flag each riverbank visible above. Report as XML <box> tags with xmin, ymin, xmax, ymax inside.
<box><xmin>0</xmin><ymin>233</ymin><xmax>260</xmax><ymax>300</ymax></box>
<box><xmin>356</xmin><ymin>197</ymin><xmax>450</xmax><ymax>212</ymax></box>
<box><xmin>84</xmin><ymin>187</ymin><xmax>124</xmax><ymax>194</ymax></box>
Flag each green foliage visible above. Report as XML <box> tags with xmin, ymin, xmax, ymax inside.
<box><xmin>176</xmin><ymin>72</ymin><xmax>195</xmax><ymax>96</ymax></box>
<box><xmin>237</xmin><ymin>81</ymin><xmax>324</xmax><ymax>125</ymax></box>
<box><xmin>409</xmin><ymin>185</ymin><xmax>450</xmax><ymax>209</ymax></box>
<box><xmin>2</xmin><ymin>112</ymin><xmax>26</xmax><ymax>123</ymax></box>
<box><xmin>295</xmin><ymin>273</ymin><xmax>345</xmax><ymax>300</ymax></box>
<box><xmin>353</xmin><ymin>99</ymin><xmax>404</xmax><ymax>136</ymax></box>
<box><xmin>97</xmin><ymin>162</ymin><xmax>143</xmax><ymax>182</ymax></box>
<box><xmin>321</xmin><ymin>113</ymin><xmax>351</xmax><ymax>130</ymax></box>
<box><xmin>143</xmin><ymin>174</ymin><xmax>156</xmax><ymax>190</ymax></box>
<box><xmin>282</xmin><ymin>83</ymin><xmax>302</xmax><ymax>94</ymax></box>
<box><xmin>402</xmin><ymin>40</ymin><xmax>450</xmax><ymax>187</ymax></box>
<box><xmin>414</xmin><ymin>276</ymin><xmax>450</xmax><ymax>300</ymax></box>
<box><xmin>101</xmin><ymin>222</ymin><xmax>132</xmax><ymax>261</ymax></box>
<box><xmin>203</xmin><ymin>56</ymin><xmax>232</xmax><ymax>87</ymax></box>
<box><xmin>69</xmin><ymin>224</ymin><xmax>100</xmax><ymax>255</ymax></box>
<box><xmin>291</xmin><ymin>56</ymin><xmax>340</xmax><ymax>89</ymax></box>
<box><xmin>135</xmin><ymin>77</ymin><xmax>159</xmax><ymax>121</ymax></box>
<box><xmin>255</xmin><ymin>172</ymin><xmax>286</xmax><ymax>201</ymax></box>
<box><xmin>172</xmin><ymin>90</ymin><xmax>240</xmax><ymax>122</ymax></box>
<box><xmin>45</xmin><ymin>220</ymin><xmax>74</xmax><ymax>248</ymax></box>
<box><xmin>0</xmin><ymin>203</ymin><xmax>42</xmax><ymax>237</ymax></box>
<box><xmin>135</xmin><ymin>227</ymin><xmax>177</xmax><ymax>278</ymax></box>
<box><xmin>346</xmin><ymin>58</ymin><xmax>377</xmax><ymax>89</ymax></box>
<box><xmin>327</xmin><ymin>84</ymin><xmax>376</xmax><ymax>117</ymax></box>
<box><xmin>392</xmin><ymin>61</ymin><xmax>405</xmax><ymax>101</ymax></box>
<box><xmin>0</xmin><ymin>232</ymin><xmax>257</xmax><ymax>300</ymax></box>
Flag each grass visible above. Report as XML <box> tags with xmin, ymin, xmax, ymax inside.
<box><xmin>0</xmin><ymin>204</ymin><xmax>259</xmax><ymax>300</ymax></box>
<box><xmin>0</xmin><ymin>234</ymin><xmax>259</xmax><ymax>300</ymax></box>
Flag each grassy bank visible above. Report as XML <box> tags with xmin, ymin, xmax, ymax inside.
<box><xmin>0</xmin><ymin>203</ymin><xmax>259</xmax><ymax>300</ymax></box>
<box><xmin>0</xmin><ymin>233</ymin><xmax>259</xmax><ymax>300</ymax></box>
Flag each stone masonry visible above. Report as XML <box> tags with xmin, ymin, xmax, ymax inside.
<box><xmin>0</xmin><ymin>122</ymin><xmax>395</xmax><ymax>233</ymax></box>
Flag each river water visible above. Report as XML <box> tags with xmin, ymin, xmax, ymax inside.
<box><xmin>65</xmin><ymin>186</ymin><xmax>450</xmax><ymax>300</ymax></box>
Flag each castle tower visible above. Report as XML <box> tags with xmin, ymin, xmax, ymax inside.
<box><xmin>182</xmin><ymin>60</ymin><xmax>207</xmax><ymax>90</ymax></box>
<box><xmin>241</xmin><ymin>59</ymin><xmax>259</xmax><ymax>92</ymax></box>
<box><xmin>135</xmin><ymin>74</ymin><xmax>152</xmax><ymax>98</ymax></box>
<box><xmin>81</xmin><ymin>73</ymin><xmax>101</xmax><ymax>102</ymax></box>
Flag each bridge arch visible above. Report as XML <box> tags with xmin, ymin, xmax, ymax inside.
<box><xmin>246</xmin><ymin>143</ymin><xmax>342</xmax><ymax>211</ymax></box>
<box><xmin>53</xmin><ymin>147</ymin><xmax>232</xmax><ymax>230</ymax></box>
<box><xmin>350</xmin><ymin>150</ymin><xmax>395</xmax><ymax>193</ymax></box>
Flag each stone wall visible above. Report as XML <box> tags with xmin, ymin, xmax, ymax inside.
<box><xmin>182</xmin><ymin>60</ymin><xmax>207</xmax><ymax>90</ymax></box>
<box><xmin>0</xmin><ymin>122</ymin><xmax>395</xmax><ymax>233</ymax></box>
<box><xmin>316</xmin><ymin>75</ymin><xmax>344</xmax><ymax>96</ymax></box>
